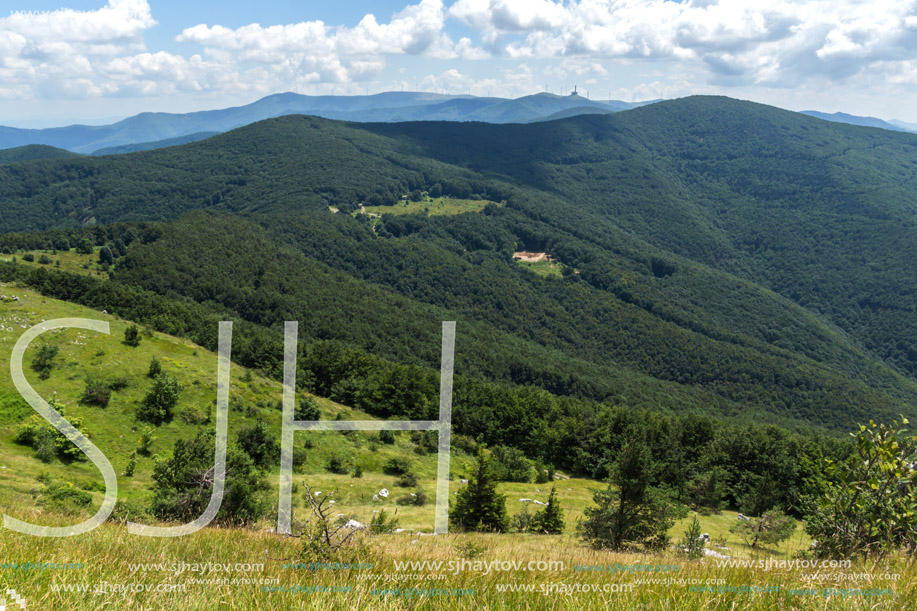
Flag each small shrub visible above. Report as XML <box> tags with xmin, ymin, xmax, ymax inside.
<box><xmin>107</xmin><ymin>376</ymin><xmax>129</xmax><ymax>391</ymax></box>
<box><xmin>123</xmin><ymin>325</ymin><xmax>141</xmax><ymax>347</ymax></box>
<box><xmin>31</xmin><ymin>344</ymin><xmax>59</xmax><ymax>380</ymax></box>
<box><xmin>326</xmin><ymin>455</ymin><xmax>349</xmax><ymax>475</ymax></box>
<box><xmin>124</xmin><ymin>452</ymin><xmax>137</xmax><ymax>477</ymax></box>
<box><xmin>378</xmin><ymin>429</ymin><xmax>396</xmax><ymax>445</ymax></box>
<box><xmin>681</xmin><ymin>515</ymin><xmax>705</xmax><ymax>560</ymax></box>
<box><xmin>81</xmin><ymin>376</ymin><xmax>112</xmax><ymax>407</ymax></box>
<box><xmin>351</xmin><ymin>465</ymin><xmax>363</xmax><ymax>478</ymax></box>
<box><xmin>512</xmin><ymin>505</ymin><xmax>536</xmax><ymax>533</ymax></box>
<box><xmin>396</xmin><ymin>489</ymin><xmax>427</xmax><ymax>506</ymax></box>
<box><xmin>237</xmin><ymin>420</ymin><xmax>279</xmax><ymax>467</ymax></box>
<box><xmin>369</xmin><ymin>509</ymin><xmax>401</xmax><ymax>534</ymax></box>
<box><xmin>147</xmin><ymin>357</ymin><xmax>162</xmax><ymax>378</ymax></box>
<box><xmin>137</xmin><ymin>372</ymin><xmax>182</xmax><ymax>424</ymax></box>
<box><xmin>396</xmin><ymin>472</ymin><xmax>418</xmax><ymax>488</ymax></box>
<box><xmin>383</xmin><ymin>457</ymin><xmax>411</xmax><ymax>476</ymax></box>
<box><xmin>455</xmin><ymin>539</ymin><xmax>487</xmax><ymax>560</ymax></box>
<box><xmin>42</xmin><ymin>482</ymin><xmax>93</xmax><ymax>516</ymax></box>
<box><xmin>138</xmin><ymin>426</ymin><xmax>156</xmax><ymax>456</ymax></box>
<box><xmin>295</xmin><ymin>396</ymin><xmax>321</xmax><ymax>420</ymax></box>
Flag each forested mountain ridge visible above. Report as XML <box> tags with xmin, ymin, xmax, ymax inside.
<box><xmin>1</xmin><ymin>95</ymin><xmax>916</xmax><ymax>436</ymax></box>
<box><xmin>0</xmin><ymin>91</ymin><xmax>646</xmax><ymax>154</ymax></box>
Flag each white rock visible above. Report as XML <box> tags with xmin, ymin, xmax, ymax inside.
<box><xmin>378</xmin><ymin>488</ymin><xmax>389</xmax><ymax>498</ymax></box>
<box><xmin>519</xmin><ymin>498</ymin><xmax>533</xmax><ymax>503</ymax></box>
<box><xmin>343</xmin><ymin>519</ymin><xmax>365</xmax><ymax>530</ymax></box>
<box><xmin>703</xmin><ymin>549</ymin><xmax>729</xmax><ymax>559</ymax></box>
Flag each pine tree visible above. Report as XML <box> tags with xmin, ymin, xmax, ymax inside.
<box><xmin>681</xmin><ymin>515</ymin><xmax>705</xmax><ymax>559</ymax></box>
<box><xmin>532</xmin><ymin>485</ymin><xmax>565</xmax><ymax>534</ymax></box>
<box><xmin>450</xmin><ymin>447</ymin><xmax>508</xmax><ymax>532</ymax></box>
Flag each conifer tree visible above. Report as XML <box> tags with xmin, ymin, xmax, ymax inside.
<box><xmin>450</xmin><ymin>447</ymin><xmax>508</xmax><ymax>532</ymax></box>
<box><xmin>532</xmin><ymin>485</ymin><xmax>565</xmax><ymax>534</ymax></box>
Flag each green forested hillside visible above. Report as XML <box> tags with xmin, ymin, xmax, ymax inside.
<box><xmin>1</xmin><ymin>95</ymin><xmax>916</xmax><ymax>440</ymax></box>
<box><xmin>0</xmin><ymin>144</ymin><xmax>80</xmax><ymax>164</ymax></box>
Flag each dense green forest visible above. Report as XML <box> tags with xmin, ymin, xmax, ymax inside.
<box><xmin>1</xmin><ymin>95</ymin><xmax>916</xmax><ymax>442</ymax></box>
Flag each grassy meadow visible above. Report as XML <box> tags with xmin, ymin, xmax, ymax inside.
<box><xmin>359</xmin><ymin>196</ymin><xmax>499</xmax><ymax>218</ymax></box>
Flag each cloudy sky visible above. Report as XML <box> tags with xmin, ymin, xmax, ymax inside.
<box><xmin>2</xmin><ymin>0</ymin><xmax>916</xmax><ymax>127</ymax></box>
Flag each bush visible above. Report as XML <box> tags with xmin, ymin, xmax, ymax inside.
<box><xmin>686</xmin><ymin>468</ymin><xmax>727</xmax><ymax>513</ymax></box>
<box><xmin>124</xmin><ymin>325</ymin><xmax>141</xmax><ymax>347</ymax></box>
<box><xmin>731</xmin><ymin>508</ymin><xmax>795</xmax><ymax>549</ymax></box>
<box><xmin>351</xmin><ymin>465</ymin><xmax>363</xmax><ymax>478</ymax></box>
<box><xmin>41</xmin><ymin>481</ymin><xmax>93</xmax><ymax>516</ymax></box>
<box><xmin>81</xmin><ymin>376</ymin><xmax>112</xmax><ymax>407</ymax></box>
<box><xmin>75</xmin><ymin>238</ymin><xmax>93</xmax><ymax>254</ymax></box>
<box><xmin>512</xmin><ymin>505</ymin><xmax>536</xmax><ymax>533</ymax></box>
<box><xmin>383</xmin><ymin>457</ymin><xmax>411</xmax><ymax>476</ymax></box>
<box><xmin>150</xmin><ymin>431</ymin><xmax>267</xmax><ymax>526</ymax></box>
<box><xmin>124</xmin><ymin>452</ymin><xmax>137</xmax><ymax>477</ymax></box>
<box><xmin>378</xmin><ymin>429</ymin><xmax>396</xmax><ymax>445</ymax></box>
<box><xmin>237</xmin><ymin>420</ymin><xmax>279</xmax><ymax>467</ymax></box>
<box><xmin>137</xmin><ymin>372</ymin><xmax>182</xmax><ymax>424</ymax></box>
<box><xmin>396</xmin><ymin>489</ymin><xmax>427</xmax><ymax>507</ymax></box>
<box><xmin>15</xmin><ymin>400</ymin><xmax>88</xmax><ymax>463</ymax></box>
<box><xmin>138</xmin><ymin>426</ymin><xmax>156</xmax><ymax>455</ymax></box>
<box><xmin>491</xmin><ymin>445</ymin><xmax>534</xmax><ymax>483</ymax></box>
<box><xmin>411</xmin><ymin>430</ymin><xmax>438</xmax><ymax>455</ymax></box>
<box><xmin>534</xmin><ymin>461</ymin><xmax>555</xmax><ymax>484</ymax></box>
<box><xmin>369</xmin><ymin>509</ymin><xmax>401</xmax><ymax>534</ymax></box>
<box><xmin>804</xmin><ymin>420</ymin><xmax>917</xmax><ymax>559</ymax></box>
<box><xmin>326</xmin><ymin>455</ymin><xmax>349</xmax><ymax>475</ymax></box>
<box><xmin>295</xmin><ymin>396</ymin><xmax>321</xmax><ymax>420</ymax></box>
<box><xmin>31</xmin><ymin>344</ymin><xmax>59</xmax><ymax>380</ymax></box>
<box><xmin>38</xmin><ymin>254</ymin><xmax>52</xmax><ymax>265</ymax></box>
<box><xmin>22</xmin><ymin>253</ymin><xmax>34</xmax><ymax>262</ymax></box>
<box><xmin>147</xmin><ymin>357</ymin><xmax>162</xmax><ymax>378</ymax></box>
<box><xmin>396</xmin><ymin>472</ymin><xmax>418</xmax><ymax>488</ymax></box>
<box><xmin>107</xmin><ymin>376</ymin><xmax>129</xmax><ymax>391</ymax></box>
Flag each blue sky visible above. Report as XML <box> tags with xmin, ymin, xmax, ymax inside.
<box><xmin>2</xmin><ymin>1</ymin><xmax>916</xmax><ymax>127</ymax></box>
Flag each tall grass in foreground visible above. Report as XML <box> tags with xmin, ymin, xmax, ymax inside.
<box><xmin>2</xmin><ymin>514</ymin><xmax>913</xmax><ymax>610</ymax></box>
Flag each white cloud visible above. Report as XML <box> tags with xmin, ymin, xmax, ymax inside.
<box><xmin>0</xmin><ymin>0</ymin><xmax>190</xmax><ymax>99</ymax></box>
<box><xmin>176</xmin><ymin>0</ymin><xmax>486</xmax><ymax>83</ymax></box>
<box><xmin>451</xmin><ymin>0</ymin><xmax>917</xmax><ymax>88</ymax></box>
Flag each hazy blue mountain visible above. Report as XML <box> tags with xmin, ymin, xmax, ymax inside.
<box><xmin>800</xmin><ymin>110</ymin><xmax>907</xmax><ymax>132</ymax></box>
<box><xmin>0</xmin><ymin>91</ymin><xmax>648</xmax><ymax>154</ymax></box>
<box><xmin>889</xmin><ymin>119</ymin><xmax>917</xmax><ymax>132</ymax></box>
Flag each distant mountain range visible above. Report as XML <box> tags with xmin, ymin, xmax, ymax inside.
<box><xmin>799</xmin><ymin>110</ymin><xmax>912</xmax><ymax>132</ymax></box>
<box><xmin>1</xmin><ymin>91</ymin><xmax>914</xmax><ymax>157</ymax></box>
<box><xmin>0</xmin><ymin>91</ymin><xmax>652</xmax><ymax>155</ymax></box>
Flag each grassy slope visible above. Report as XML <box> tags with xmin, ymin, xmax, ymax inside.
<box><xmin>3</xmin><ymin>285</ymin><xmax>913</xmax><ymax>609</ymax></box>
<box><xmin>0</xmin><ymin>246</ymin><xmax>109</xmax><ymax>280</ymax></box>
